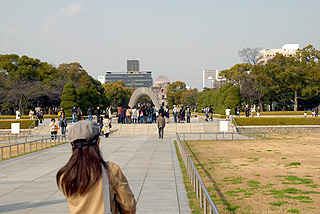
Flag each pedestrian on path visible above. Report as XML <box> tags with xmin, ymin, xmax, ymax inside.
<box><xmin>49</xmin><ymin>118</ymin><xmax>58</xmax><ymax>140</ymax></box>
<box><xmin>157</xmin><ymin>113</ymin><xmax>166</xmax><ymax>139</ymax></box>
<box><xmin>59</xmin><ymin>113</ymin><xmax>67</xmax><ymax>136</ymax></box>
<box><xmin>87</xmin><ymin>106</ymin><xmax>93</xmax><ymax>121</ymax></box>
<box><xmin>16</xmin><ymin>109</ymin><xmax>21</xmax><ymax>120</ymax></box>
<box><xmin>28</xmin><ymin>109</ymin><xmax>34</xmax><ymax>119</ymax></box>
<box><xmin>56</xmin><ymin>120</ymin><xmax>136</xmax><ymax>214</ymax></box>
<box><xmin>204</xmin><ymin>106</ymin><xmax>209</xmax><ymax>122</ymax></box>
<box><xmin>103</xmin><ymin>115</ymin><xmax>111</xmax><ymax>138</ymax></box>
<box><xmin>186</xmin><ymin>106</ymin><xmax>191</xmax><ymax>123</ymax></box>
<box><xmin>71</xmin><ymin>106</ymin><xmax>77</xmax><ymax>123</ymax></box>
<box><xmin>77</xmin><ymin>107</ymin><xmax>82</xmax><ymax>121</ymax></box>
<box><xmin>225</xmin><ymin>107</ymin><xmax>231</xmax><ymax>121</ymax></box>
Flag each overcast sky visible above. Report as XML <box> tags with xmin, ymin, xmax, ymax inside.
<box><xmin>1</xmin><ymin>0</ymin><xmax>319</xmax><ymax>90</ymax></box>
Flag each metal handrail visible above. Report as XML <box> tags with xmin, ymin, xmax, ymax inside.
<box><xmin>0</xmin><ymin>135</ymin><xmax>67</xmax><ymax>160</ymax></box>
<box><xmin>176</xmin><ymin>133</ymin><xmax>220</xmax><ymax>214</ymax></box>
<box><xmin>231</xmin><ymin>115</ymin><xmax>238</xmax><ymax>128</ymax></box>
<box><xmin>28</xmin><ymin>119</ymin><xmax>37</xmax><ymax>134</ymax></box>
<box><xmin>177</xmin><ymin>131</ymin><xmax>267</xmax><ymax>141</ymax></box>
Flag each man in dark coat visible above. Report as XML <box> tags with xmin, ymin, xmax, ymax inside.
<box><xmin>157</xmin><ymin>113</ymin><xmax>166</xmax><ymax>139</ymax></box>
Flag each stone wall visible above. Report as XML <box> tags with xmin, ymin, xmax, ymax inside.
<box><xmin>237</xmin><ymin>125</ymin><xmax>320</xmax><ymax>133</ymax></box>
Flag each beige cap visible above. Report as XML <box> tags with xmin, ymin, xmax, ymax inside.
<box><xmin>68</xmin><ymin>120</ymin><xmax>100</xmax><ymax>143</ymax></box>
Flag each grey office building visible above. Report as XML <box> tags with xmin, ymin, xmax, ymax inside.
<box><xmin>105</xmin><ymin>71</ymin><xmax>153</xmax><ymax>89</ymax></box>
<box><xmin>127</xmin><ymin>60</ymin><xmax>140</xmax><ymax>71</ymax></box>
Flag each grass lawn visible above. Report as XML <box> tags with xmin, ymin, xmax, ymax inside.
<box><xmin>0</xmin><ymin>140</ymin><xmax>68</xmax><ymax>161</ymax></box>
<box><xmin>181</xmin><ymin>133</ymin><xmax>320</xmax><ymax>214</ymax></box>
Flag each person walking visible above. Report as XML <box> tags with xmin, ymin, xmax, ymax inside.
<box><xmin>87</xmin><ymin>106</ymin><xmax>93</xmax><ymax>121</ymax></box>
<box><xmin>180</xmin><ymin>106</ymin><xmax>185</xmax><ymax>123</ymax></box>
<box><xmin>139</xmin><ymin>106</ymin><xmax>144</xmax><ymax>124</ymax></box>
<box><xmin>71</xmin><ymin>106</ymin><xmax>77</xmax><ymax>123</ymax></box>
<box><xmin>77</xmin><ymin>107</ymin><xmax>82</xmax><ymax>121</ymax></box>
<box><xmin>121</xmin><ymin>107</ymin><xmax>126</xmax><ymax>124</ymax></box>
<box><xmin>256</xmin><ymin>106</ymin><xmax>261</xmax><ymax>117</ymax></box>
<box><xmin>235</xmin><ymin>105</ymin><xmax>240</xmax><ymax>117</ymax></box>
<box><xmin>315</xmin><ymin>106</ymin><xmax>318</xmax><ymax>117</ymax></box>
<box><xmin>225</xmin><ymin>107</ymin><xmax>231</xmax><ymax>121</ymax></box>
<box><xmin>165</xmin><ymin>106</ymin><xmax>170</xmax><ymax>123</ymax></box>
<box><xmin>96</xmin><ymin>107</ymin><xmax>101</xmax><ymax>123</ymax></box>
<box><xmin>132</xmin><ymin>106</ymin><xmax>138</xmax><ymax>124</ymax></box>
<box><xmin>103</xmin><ymin>115</ymin><xmax>111</xmax><ymax>138</ymax></box>
<box><xmin>250</xmin><ymin>105</ymin><xmax>256</xmax><ymax>117</ymax></box>
<box><xmin>173</xmin><ymin>105</ymin><xmax>178</xmax><ymax>123</ymax></box>
<box><xmin>29</xmin><ymin>109</ymin><xmax>34</xmax><ymax>120</ymax></box>
<box><xmin>209</xmin><ymin>105</ymin><xmax>214</xmax><ymax>121</ymax></box>
<box><xmin>157</xmin><ymin>113</ymin><xmax>166</xmax><ymax>139</ymax></box>
<box><xmin>58</xmin><ymin>107</ymin><xmax>65</xmax><ymax>120</ymax></box>
<box><xmin>186</xmin><ymin>106</ymin><xmax>191</xmax><ymax>123</ymax></box>
<box><xmin>147</xmin><ymin>104</ymin><xmax>153</xmax><ymax>124</ymax></box>
<box><xmin>39</xmin><ymin>109</ymin><xmax>44</xmax><ymax>123</ymax></box>
<box><xmin>16</xmin><ymin>109</ymin><xmax>21</xmax><ymax>120</ymax></box>
<box><xmin>126</xmin><ymin>107</ymin><xmax>132</xmax><ymax>124</ymax></box>
<box><xmin>49</xmin><ymin>118</ymin><xmax>58</xmax><ymax>140</ymax></box>
<box><xmin>56</xmin><ymin>120</ymin><xmax>136</xmax><ymax>214</ymax></box>
<box><xmin>204</xmin><ymin>106</ymin><xmax>209</xmax><ymax>122</ymax></box>
<box><xmin>143</xmin><ymin>106</ymin><xmax>148</xmax><ymax>124</ymax></box>
<box><xmin>245</xmin><ymin>104</ymin><xmax>250</xmax><ymax>117</ymax></box>
<box><xmin>59</xmin><ymin>113</ymin><xmax>67</xmax><ymax>136</ymax></box>
<box><xmin>117</xmin><ymin>106</ymin><xmax>122</xmax><ymax>124</ymax></box>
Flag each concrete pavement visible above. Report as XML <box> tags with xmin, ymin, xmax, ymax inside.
<box><xmin>0</xmin><ymin>134</ymin><xmax>191</xmax><ymax>214</ymax></box>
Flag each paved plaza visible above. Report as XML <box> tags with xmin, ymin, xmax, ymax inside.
<box><xmin>0</xmin><ymin>134</ymin><xmax>191</xmax><ymax>214</ymax></box>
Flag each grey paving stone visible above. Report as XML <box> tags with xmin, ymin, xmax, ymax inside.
<box><xmin>0</xmin><ymin>134</ymin><xmax>191</xmax><ymax>213</ymax></box>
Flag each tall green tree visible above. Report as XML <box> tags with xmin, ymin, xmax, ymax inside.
<box><xmin>166</xmin><ymin>81</ymin><xmax>186</xmax><ymax>107</ymax></box>
<box><xmin>181</xmin><ymin>88</ymin><xmax>198</xmax><ymax>108</ymax></box>
<box><xmin>102</xmin><ymin>81</ymin><xmax>133</xmax><ymax>107</ymax></box>
<box><xmin>60</xmin><ymin>82</ymin><xmax>77</xmax><ymax>116</ymax></box>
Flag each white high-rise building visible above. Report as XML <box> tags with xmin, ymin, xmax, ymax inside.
<box><xmin>257</xmin><ymin>44</ymin><xmax>299</xmax><ymax>65</ymax></box>
<box><xmin>203</xmin><ymin>70</ymin><xmax>218</xmax><ymax>89</ymax></box>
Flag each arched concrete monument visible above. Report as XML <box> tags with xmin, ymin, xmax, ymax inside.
<box><xmin>128</xmin><ymin>87</ymin><xmax>160</xmax><ymax>109</ymax></box>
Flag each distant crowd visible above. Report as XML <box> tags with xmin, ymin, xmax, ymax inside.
<box><xmin>114</xmin><ymin>104</ymin><xmax>192</xmax><ymax>124</ymax></box>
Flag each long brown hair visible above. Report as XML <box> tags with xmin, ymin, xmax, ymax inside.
<box><xmin>56</xmin><ymin>140</ymin><xmax>109</xmax><ymax>197</ymax></box>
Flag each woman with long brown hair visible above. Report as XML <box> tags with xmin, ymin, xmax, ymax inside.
<box><xmin>56</xmin><ymin>120</ymin><xmax>136</xmax><ymax>214</ymax></box>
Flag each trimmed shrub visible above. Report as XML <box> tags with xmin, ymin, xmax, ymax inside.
<box><xmin>60</xmin><ymin>82</ymin><xmax>77</xmax><ymax>117</ymax></box>
<box><xmin>234</xmin><ymin>117</ymin><xmax>320</xmax><ymax>126</ymax></box>
<box><xmin>0</xmin><ymin>119</ymin><xmax>39</xmax><ymax>129</ymax></box>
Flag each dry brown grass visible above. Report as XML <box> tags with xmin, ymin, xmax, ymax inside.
<box><xmin>183</xmin><ymin>133</ymin><xmax>320</xmax><ymax>214</ymax></box>
<box><xmin>0</xmin><ymin>139</ymin><xmax>64</xmax><ymax>160</ymax></box>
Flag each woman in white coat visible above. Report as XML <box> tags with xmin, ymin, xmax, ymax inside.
<box><xmin>103</xmin><ymin>115</ymin><xmax>111</xmax><ymax>138</ymax></box>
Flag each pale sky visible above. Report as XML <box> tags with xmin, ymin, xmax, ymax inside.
<box><xmin>1</xmin><ymin>0</ymin><xmax>319</xmax><ymax>90</ymax></box>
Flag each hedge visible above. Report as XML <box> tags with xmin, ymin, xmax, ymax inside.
<box><xmin>0</xmin><ymin>119</ymin><xmax>39</xmax><ymax>129</ymax></box>
<box><xmin>240</xmin><ymin>111</ymin><xmax>313</xmax><ymax>116</ymax></box>
<box><xmin>0</xmin><ymin>115</ymin><xmax>60</xmax><ymax>119</ymax></box>
<box><xmin>234</xmin><ymin>117</ymin><xmax>320</xmax><ymax>126</ymax></box>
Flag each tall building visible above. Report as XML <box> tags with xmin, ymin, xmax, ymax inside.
<box><xmin>203</xmin><ymin>70</ymin><xmax>226</xmax><ymax>89</ymax></box>
<box><xmin>127</xmin><ymin>59</ymin><xmax>140</xmax><ymax>71</ymax></box>
<box><xmin>257</xmin><ymin>44</ymin><xmax>299</xmax><ymax>65</ymax></box>
<box><xmin>100</xmin><ymin>59</ymin><xmax>153</xmax><ymax>89</ymax></box>
<box><xmin>104</xmin><ymin>71</ymin><xmax>153</xmax><ymax>89</ymax></box>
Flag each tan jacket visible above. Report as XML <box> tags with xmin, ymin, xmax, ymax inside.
<box><xmin>62</xmin><ymin>162</ymin><xmax>136</xmax><ymax>214</ymax></box>
<box><xmin>157</xmin><ymin>116</ymin><xmax>166</xmax><ymax>129</ymax></box>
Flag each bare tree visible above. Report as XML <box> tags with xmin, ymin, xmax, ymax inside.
<box><xmin>238</xmin><ymin>47</ymin><xmax>261</xmax><ymax>65</ymax></box>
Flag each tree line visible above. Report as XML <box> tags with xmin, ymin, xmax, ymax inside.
<box><xmin>0</xmin><ymin>54</ymin><xmax>132</xmax><ymax>115</ymax></box>
<box><xmin>166</xmin><ymin>45</ymin><xmax>320</xmax><ymax>114</ymax></box>
<box><xmin>220</xmin><ymin>45</ymin><xmax>320</xmax><ymax>111</ymax></box>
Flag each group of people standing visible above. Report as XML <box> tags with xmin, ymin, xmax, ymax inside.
<box><xmin>172</xmin><ymin>105</ymin><xmax>191</xmax><ymax>123</ymax></box>
<box><xmin>116</xmin><ymin>104</ymin><xmax>170</xmax><ymax>124</ymax></box>
<box><xmin>115</xmin><ymin>104</ymin><xmax>192</xmax><ymax>124</ymax></box>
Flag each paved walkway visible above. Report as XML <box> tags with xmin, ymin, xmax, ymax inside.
<box><xmin>0</xmin><ymin>134</ymin><xmax>191</xmax><ymax>214</ymax></box>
